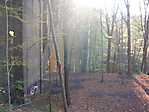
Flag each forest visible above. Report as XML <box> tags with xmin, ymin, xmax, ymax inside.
<box><xmin>0</xmin><ymin>0</ymin><xmax>149</xmax><ymax>112</ymax></box>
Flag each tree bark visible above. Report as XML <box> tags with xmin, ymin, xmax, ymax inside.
<box><xmin>125</xmin><ymin>0</ymin><xmax>132</xmax><ymax>75</ymax></box>
<box><xmin>142</xmin><ymin>17</ymin><xmax>149</xmax><ymax>73</ymax></box>
<box><xmin>64</xmin><ymin>36</ymin><xmax>71</xmax><ymax>105</ymax></box>
<box><xmin>105</xmin><ymin>6</ymin><xmax>117</xmax><ymax>73</ymax></box>
<box><xmin>107</xmin><ymin>38</ymin><xmax>112</xmax><ymax>73</ymax></box>
<box><xmin>47</xmin><ymin>0</ymin><xmax>68</xmax><ymax>111</ymax></box>
<box><xmin>63</xmin><ymin>0</ymin><xmax>71</xmax><ymax>105</ymax></box>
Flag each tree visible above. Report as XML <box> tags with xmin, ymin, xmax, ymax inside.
<box><xmin>141</xmin><ymin>0</ymin><xmax>149</xmax><ymax>73</ymax></box>
<box><xmin>47</xmin><ymin>0</ymin><xmax>68</xmax><ymax>111</ymax></box>
<box><xmin>120</xmin><ymin>13</ymin><xmax>125</xmax><ymax>73</ymax></box>
<box><xmin>105</xmin><ymin>6</ymin><xmax>117</xmax><ymax>73</ymax></box>
<box><xmin>63</xmin><ymin>0</ymin><xmax>71</xmax><ymax>105</ymax></box>
<box><xmin>100</xmin><ymin>10</ymin><xmax>104</xmax><ymax>82</ymax></box>
<box><xmin>124</xmin><ymin>0</ymin><xmax>132</xmax><ymax>75</ymax></box>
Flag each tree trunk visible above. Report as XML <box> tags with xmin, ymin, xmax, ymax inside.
<box><xmin>63</xmin><ymin>0</ymin><xmax>71</xmax><ymax>105</ymax></box>
<box><xmin>132</xmin><ymin>40</ymin><xmax>137</xmax><ymax>72</ymax></box>
<box><xmin>64</xmin><ymin>36</ymin><xmax>71</xmax><ymax>105</ymax></box>
<box><xmin>125</xmin><ymin>1</ymin><xmax>132</xmax><ymax>75</ymax></box>
<box><xmin>107</xmin><ymin>37</ymin><xmax>112</xmax><ymax>73</ymax></box>
<box><xmin>120</xmin><ymin>14</ymin><xmax>124</xmax><ymax>73</ymax></box>
<box><xmin>105</xmin><ymin>7</ymin><xmax>117</xmax><ymax>73</ymax></box>
<box><xmin>47</xmin><ymin>0</ymin><xmax>68</xmax><ymax>111</ymax></box>
<box><xmin>142</xmin><ymin>17</ymin><xmax>149</xmax><ymax>73</ymax></box>
<box><xmin>100</xmin><ymin>12</ymin><xmax>104</xmax><ymax>82</ymax></box>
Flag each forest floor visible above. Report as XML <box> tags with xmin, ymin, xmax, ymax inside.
<box><xmin>68</xmin><ymin>73</ymin><xmax>149</xmax><ymax>112</ymax></box>
<box><xmin>4</xmin><ymin>72</ymin><xmax>149</xmax><ymax>112</ymax></box>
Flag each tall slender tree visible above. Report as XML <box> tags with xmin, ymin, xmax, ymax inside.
<box><xmin>105</xmin><ymin>7</ymin><xmax>117</xmax><ymax>73</ymax></box>
<box><xmin>124</xmin><ymin>0</ymin><xmax>132</xmax><ymax>75</ymax></box>
<box><xmin>63</xmin><ymin>0</ymin><xmax>71</xmax><ymax>105</ymax></box>
<box><xmin>47</xmin><ymin>0</ymin><xmax>68</xmax><ymax>111</ymax></box>
<box><xmin>141</xmin><ymin>0</ymin><xmax>149</xmax><ymax>73</ymax></box>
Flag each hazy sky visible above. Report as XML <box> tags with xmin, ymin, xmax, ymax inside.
<box><xmin>74</xmin><ymin>0</ymin><xmax>144</xmax><ymax>16</ymax></box>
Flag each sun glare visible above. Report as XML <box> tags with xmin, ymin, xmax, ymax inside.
<box><xmin>74</xmin><ymin>0</ymin><xmax>111</xmax><ymax>9</ymax></box>
<box><xmin>74</xmin><ymin>0</ymin><xmax>104</xmax><ymax>9</ymax></box>
<box><xmin>74</xmin><ymin>0</ymin><xmax>143</xmax><ymax>16</ymax></box>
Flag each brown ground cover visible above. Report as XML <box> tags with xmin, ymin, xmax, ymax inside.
<box><xmin>6</xmin><ymin>73</ymin><xmax>149</xmax><ymax>112</ymax></box>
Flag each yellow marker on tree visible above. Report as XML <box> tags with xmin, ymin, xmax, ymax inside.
<box><xmin>9</xmin><ymin>30</ymin><xmax>15</xmax><ymax>37</ymax></box>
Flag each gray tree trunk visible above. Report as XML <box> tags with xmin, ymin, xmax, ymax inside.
<box><xmin>125</xmin><ymin>0</ymin><xmax>132</xmax><ymax>75</ymax></box>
